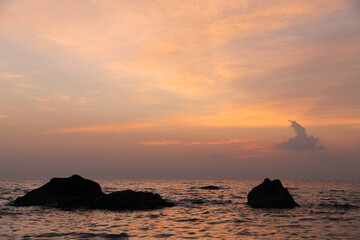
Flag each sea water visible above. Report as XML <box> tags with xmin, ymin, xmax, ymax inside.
<box><xmin>0</xmin><ymin>179</ymin><xmax>359</xmax><ymax>239</ymax></box>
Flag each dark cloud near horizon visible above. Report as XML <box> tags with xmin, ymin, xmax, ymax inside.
<box><xmin>275</xmin><ymin>120</ymin><xmax>324</xmax><ymax>151</ymax></box>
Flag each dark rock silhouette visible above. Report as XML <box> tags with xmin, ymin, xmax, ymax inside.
<box><xmin>12</xmin><ymin>174</ymin><xmax>174</xmax><ymax>211</ymax></box>
<box><xmin>192</xmin><ymin>199</ymin><xmax>206</xmax><ymax>204</ymax></box>
<box><xmin>200</xmin><ymin>185</ymin><xmax>221</xmax><ymax>190</ymax></box>
<box><xmin>92</xmin><ymin>190</ymin><xmax>174</xmax><ymax>210</ymax></box>
<box><xmin>12</xmin><ymin>174</ymin><xmax>104</xmax><ymax>208</ymax></box>
<box><xmin>247</xmin><ymin>178</ymin><xmax>299</xmax><ymax>208</ymax></box>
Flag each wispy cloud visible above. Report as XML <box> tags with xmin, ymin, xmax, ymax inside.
<box><xmin>75</xmin><ymin>97</ymin><xmax>87</xmax><ymax>104</ymax></box>
<box><xmin>33</xmin><ymin>97</ymin><xmax>50</xmax><ymax>102</ymax></box>
<box><xmin>85</xmin><ymin>91</ymin><xmax>100</xmax><ymax>95</ymax></box>
<box><xmin>141</xmin><ymin>141</ymin><xmax>183</xmax><ymax>146</ymax></box>
<box><xmin>45</xmin><ymin>123</ymin><xmax>155</xmax><ymax>134</ymax></box>
<box><xmin>79</xmin><ymin>108</ymin><xmax>97</xmax><ymax>112</ymax></box>
<box><xmin>1</xmin><ymin>0</ymin><xmax>359</xmax><ymax>128</ymax></box>
<box><xmin>15</xmin><ymin>82</ymin><xmax>38</xmax><ymax>89</ymax></box>
<box><xmin>53</xmin><ymin>93</ymin><xmax>71</xmax><ymax>101</ymax></box>
<box><xmin>0</xmin><ymin>114</ymin><xmax>8</xmax><ymax>119</ymax></box>
<box><xmin>140</xmin><ymin>138</ymin><xmax>255</xmax><ymax>146</ymax></box>
<box><xmin>37</xmin><ymin>105</ymin><xmax>55</xmax><ymax>111</ymax></box>
<box><xmin>0</xmin><ymin>72</ymin><xmax>23</xmax><ymax>79</ymax></box>
<box><xmin>201</xmin><ymin>139</ymin><xmax>255</xmax><ymax>145</ymax></box>
<box><xmin>243</xmin><ymin>143</ymin><xmax>267</xmax><ymax>150</ymax></box>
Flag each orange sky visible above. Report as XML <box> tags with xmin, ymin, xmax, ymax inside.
<box><xmin>0</xmin><ymin>0</ymin><xmax>359</xmax><ymax>180</ymax></box>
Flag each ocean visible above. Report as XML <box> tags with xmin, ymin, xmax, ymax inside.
<box><xmin>0</xmin><ymin>179</ymin><xmax>359</xmax><ymax>239</ymax></box>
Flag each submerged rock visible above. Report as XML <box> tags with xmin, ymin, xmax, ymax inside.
<box><xmin>12</xmin><ymin>174</ymin><xmax>104</xmax><ymax>208</ymax></box>
<box><xmin>247</xmin><ymin>178</ymin><xmax>299</xmax><ymax>208</ymax></box>
<box><xmin>192</xmin><ymin>199</ymin><xmax>206</xmax><ymax>204</ymax></box>
<box><xmin>92</xmin><ymin>190</ymin><xmax>174</xmax><ymax>210</ymax></box>
<box><xmin>200</xmin><ymin>185</ymin><xmax>221</xmax><ymax>190</ymax></box>
<box><xmin>12</xmin><ymin>175</ymin><xmax>174</xmax><ymax>211</ymax></box>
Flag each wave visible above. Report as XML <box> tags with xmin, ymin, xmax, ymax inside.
<box><xmin>318</xmin><ymin>203</ymin><xmax>359</xmax><ymax>210</ymax></box>
<box><xmin>0</xmin><ymin>208</ymin><xmax>23</xmax><ymax>216</ymax></box>
<box><xmin>329</xmin><ymin>189</ymin><xmax>345</xmax><ymax>192</ymax></box>
<box><xmin>154</xmin><ymin>233</ymin><xmax>174</xmax><ymax>238</ymax></box>
<box><xmin>176</xmin><ymin>198</ymin><xmax>232</xmax><ymax>205</ymax></box>
<box><xmin>23</xmin><ymin>232</ymin><xmax>129</xmax><ymax>239</ymax></box>
<box><xmin>321</xmin><ymin>216</ymin><xmax>356</xmax><ymax>221</ymax></box>
<box><xmin>174</xmin><ymin>218</ymin><xmax>201</xmax><ymax>222</ymax></box>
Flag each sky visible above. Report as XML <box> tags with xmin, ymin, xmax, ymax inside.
<box><xmin>1</xmin><ymin>0</ymin><xmax>359</xmax><ymax>180</ymax></box>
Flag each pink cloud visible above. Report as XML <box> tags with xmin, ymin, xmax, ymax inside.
<box><xmin>141</xmin><ymin>138</ymin><xmax>255</xmax><ymax>146</ymax></box>
<box><xmin>44</xmin><ymin>123</ymin><xmax>155</xmax><ymax>134</ymax></box>
<box><xmin>140</xmin><ymin>141</ymin><xmax>183</xmax><ymax>145</ymax></box>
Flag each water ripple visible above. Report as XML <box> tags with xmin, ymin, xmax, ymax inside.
<box><xmin>0</xmin><ymin>180</ymin><xmax>359</xmax><ymax>239</ymax></box>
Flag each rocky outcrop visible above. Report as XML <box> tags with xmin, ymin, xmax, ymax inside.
<box><xmin>247</xmin><ymin>178</ymin><xmax>299</xmax><ymax>208</ymax></box>
<box><xmin>12</xmin><ymin>175</ymin><xmax>174</xmax><ymax>211</ymax></box>
<box><xmin>92</xmin><ymin>190</ymin><xmax>174</xmax><ymax>210</ymax></box>
<box><xmin>12</xmin><ymin>174</ymin><xmax>104</xmax><ymax>208</ymax></box>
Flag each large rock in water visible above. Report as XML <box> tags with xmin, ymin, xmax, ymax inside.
<box><xmin>12</xmin><ymin>174</ymin><xmax>174</xmax><ymax>210</ymax></box>
<box><xmin>12</xmin><ymin>174</ymin><xmax>104</xmax><ymax>208</ymax></box>
<box><xmin>92</xmin><ymin>190</ymin><xmax>174</xmax><ymax>210</ymax></box>
<box><xmin>247</xmin><ymin>178</ymin><xmax>299</xmax><ymax>208</ymax></box>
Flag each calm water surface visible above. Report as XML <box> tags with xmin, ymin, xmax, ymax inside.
<box><xmin>0</xmin><ymin>180</ymin><xmax>359</xmax><ymax>239</ymax></box>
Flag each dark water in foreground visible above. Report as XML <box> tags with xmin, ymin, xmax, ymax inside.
<box><xmin>0</xmin><ymin>180</ymin><xmax>359</xmax><ymax>239</ymax></box>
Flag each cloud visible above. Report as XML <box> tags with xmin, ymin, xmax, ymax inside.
<box><xmin>141</xmin><ymin>141</ymin><xmax>183</xmax><ymax>146</ymax></box>
<box><xmin>44</xmin><ymin>123</ymin><xmax>155</xmax><ymax>134</ymax></box>
<box><xmin>15</xmin><ymin>82</ymin><xmax>38</xmax><ymax>89</ymax></box>
<box><xmin>85</xmin><ymin>91</ymin><xmax>100</xmax><ymax>95</ymax></box>
<box><xmin>75</xmin><ymin>97</ymin><xmax>87</xmax><ymax>104</ymax></box>
<box><xmin>34</xmin><ymin>97</ymin><xmax>50</xmax><ymax>102</ymax></box>
<box><xmin>37</xmin><ymin>105</ymin><xmax>55</xmax><ymax>112</ymax></box>
<box><xmin>53</xmin><ymin>93</ymin><xmax>71</xmax><ymax>101</ymax></box>
<box><xmin>79</xmin><ymin>108</ymin><xmax>97</xmax><ymax>112</ymax></box>
<box><xmin>201</xmin><ymin>139</ymin><xmax>255</xmax><ymax>145</ymax></box>
<box><xmin>275</xmin><ymin>120</ymin><xmax>324</xmax><ymax>151</ymax></box>
<box><xmin>0</xmin><ymin>114</ymin><xmax>8</xmax><ymax>119</ymax></box>
<box><xmin>0</xmin><ymin>72</ymin><xmax>23</xmax><ymax>79</ymax></box>
<box><xmin>1</xmin><ymin>0</ymin><xmax>359</xmax><ymax>129</ymax></box>
<box><xmin>140</xmin><ymin>138</ymin><xmax>255</xmax><ymax>146</ymax></box>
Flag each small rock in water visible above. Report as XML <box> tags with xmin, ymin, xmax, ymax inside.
<box><xmin>11</xmin><ymin>174</ymin><xmax>174</xmax><ymax>211</ymax></box>
<box><xmin>192</xmin><ymin>199</ymin><xmax>206</xmax><ymax>204</ymax></box>
<box><xmin>200</xmin><ymin>185</ymin><xmax>221</xmax><ymax>190</ymax></box>
<box><xmin>247</xmin><ymin>178</ymin><xmax>299</xmax><ymax>208</ymax></box>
